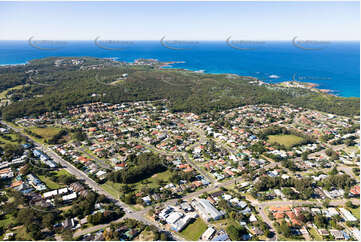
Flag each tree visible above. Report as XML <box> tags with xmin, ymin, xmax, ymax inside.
<box><xmin>42</xmin><ymin>213</ymin><xmax>56</xmax><ymax>229</ymax></box>
<box><xmin>329</xmin><ymin>166</ymin><xmax>338</xmax><ymax>176</ymax></box>
<box><xmin>323</xmin><ymin>199</ymin><xmax>330</xmax><ymax>208</ymax></box>
<box><xmin>346</xmin><ymin>201</ymin><xmax>354</xmax><ymax>209</ymax></box>
<box><xmin>226</xmin><ymin>224</ymin><xmax>247</xmax><ymax>241</ymax></box>
<box><xmin>124</xmin><ymin>194</ymin><xmax>135</xmax><ymax>204</ymax></box>
<box><xmin>279</xmin><ymin>220</ymin><xmax>291</xmax><ymax>237</ymax></box>
<box><xmin>301</xmin><ymin>152</ymin><xmax>308</xmax><ymax>160</ymax></box>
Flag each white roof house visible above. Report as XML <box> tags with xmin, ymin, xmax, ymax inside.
<box><xmin>328</xmin><ymin>207</ymin><xmax>339</xmax><ymax>217</ymax></box>
<box><xmin>339</xmin><ymin>208</ymin><xmax>357</xmax><ymax>222</ymax></box>
<box><xmin>202</xmin><ymin>227</ymin><xmax>216</xmax><ymax>240</ymax></box>
<box><xmin>166</xmin><ymin>212</ymin><xmax>183</xmax><ymax>225</ymax></box>
<box><xmin>62</xmin><ymin>192</ymin><xmax>77</xmax><ymax>201</ymax></box>
<box><xmin>43</xmin><ymin>190</ymin><xmax>58</xmax><ymax>198</ymax></box>
<box><xmin>58</xmin><ymin>188</ymin><xmax>68</xmax><ymax>195</ymax></box>
<box><xmin>249</xmin><ymin>214</ymin><xmax>258</xmax><ymax>222</ymax></box>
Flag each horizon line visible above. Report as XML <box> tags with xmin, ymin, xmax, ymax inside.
<box><xmin>0</xmin><ymin>39</ymin><xmax>360</xmax><ymax>42</ymax></box>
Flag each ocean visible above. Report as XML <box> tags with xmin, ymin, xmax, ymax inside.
<box><xmin>0</xmin><ymin>40</ymin><xmax>359</xmax><ymax>97</ymax></box>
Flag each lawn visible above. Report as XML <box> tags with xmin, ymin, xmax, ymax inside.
<box><xmin>101</xmin><ymin>170</ymin><xmax>173</xmax><ymax>199</ymax></box>
<box><xmin>54</xmin><ymin>169</ymin><xmax>71</xmax><ymax>177</ymax></box>
<box><xmin>267</xmin><ymin>134</ymin><xmax>305</xmax><ymax>148</ymax></box>
<box><xmin>38</xmin><ymin>175</ymin><xmax>64</xmax><ymax>189</ymax></box>
<box><xmin>350</xmin><ymin>207</ymin><xmax>360</xmax><ymax>220</ymax></box>
<box><xmin>308</xmin><ymin>227</ymin><xmax>322</xmax><ymax>241</ymax></box>
<box><xmin>133</xmin><ymin>170</ymin><xmax>172</xmax><ymax>190</ymax></box>
<box><xmin>38</xmin><ymin>169</ymin><xmax>71</xmax><ymax>189</ymax></box>
<box><xmin>101</xmin><ymin>181</ymin><xmax>122</xmax><ymax>199</ymax></box>
<box><xmin>180</xmin><ymin>218</ymin><xmax>208</xmax><ymax>241</ymax></box>
<box><xmin>29</xmin><ymin>127</ymin><xmax>62</xmax><ymax>140</ymax></box>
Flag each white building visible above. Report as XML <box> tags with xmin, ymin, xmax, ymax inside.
<box><xmin>62</xmin><ymin>192</ymin><xmax>77</xmax><ymax>201</ymax></box>
<box><xmin>202</xmin><ymin>227</ymin><xmax>216</xmax><ymax>240</ymax></box>
<box><xmin>192</xmin><ymin>199</ymin><xmax>224</xmax><ymax>221</ymax></box>
<box><xmin>339</xmin><ymin>208</ymin><xmax>357</xmax><ymax>221</ymax></box>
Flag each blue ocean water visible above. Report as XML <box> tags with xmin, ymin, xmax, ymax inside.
<box><xmin>0</xmin><ymin>40</ymin><xmax>359</xmax><ymax>97</ymax></box>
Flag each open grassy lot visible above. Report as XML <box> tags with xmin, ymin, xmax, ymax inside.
<box><xmin>29</xmin><ymin>127</ymin><xmax>62</xmax><ymax>140</ymax></box>
<box><xmin>54</xmin><ymin>169</ymin><xmax>71</xmax><ymax>177</ymax></box>
<box><xmin>101</xmin><ymin>170</ymin><xmax>173</xmax><ymax>199</ymax></box>
<box><xmin>38</xmin><ymin>169</ymin><xmax>71</xmax><ymax>190</ymax></box>
<box><xmin>101</xmin><ymin>181</ymin><xmax>123</xmax><ymax>199</ymax></box>
<box><xmin>180</xmin><ymin>218</ymin><xmax>208</xmax><ymax>241</ymax></box>
<box><xmin>133</xmin><ymin>170</ymin><xmax>172</xmax><ymax>190</ymax></box>
<box><xmin>38</xmin><ymin>175</ymin><xmax>64</xmax><ymax>189</ymax></box>
<box><xmin>267</xmin><ymin>134</ymin><xmax>305</xmax><ymax>148</ymax></box>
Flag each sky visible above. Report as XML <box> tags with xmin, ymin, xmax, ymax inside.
<box><xmin>0</xmin><ymin>1</ymin><xmax>359</xmax><ymax>41</ymax></box>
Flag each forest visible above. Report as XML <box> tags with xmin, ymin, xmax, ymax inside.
<box><xmin>0</xmin><ymin>57</ymin><xmax>359</xmax><ymax>121</ymax></box>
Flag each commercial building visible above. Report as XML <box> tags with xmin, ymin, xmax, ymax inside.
<box><xmin>192</xmin><ymin>199</ymin><xmax>224</xmax><ymax>221</ymax></box>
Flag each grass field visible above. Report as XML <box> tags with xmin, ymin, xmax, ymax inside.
<box><xmin>38</xmin><ymin>175</ymin><xmax>63</xmax><ymax>189</ymax></box>
<box><xmin>101</xmin><ymin>181</ymin><xmax>123</xmax><ymax>199</ymax></box>
<box><xmin>29</xmin><ymin>127</ymin><xmax>62</xmax><ymax>140</ymax></box>
<box><xmin>54</xmin><ymin>169</ymin><xmax>71</xmax><ymax>177</ymax></box>
<box><xmin>180</xmin><ymin>218</ymin><xmax>208</xmax><ymax>241</ymax></box>
<box><xmin>210</xmin><ymin>218</ymin><xmax>232</xmax><ymax>230</ymax></box>
<box><xmin>39</xmin><ymin>169</ymin><xmax>71</xmax><ymax>189</ymax></box>
<box><xmin>267</xmin><ymin>134</ymin><xmax>305</xmax><ymax>148</ymax></box>
<box><xmin>101</xmin><ymin>170</ymin><xmax>173</xmax><ymax>199</ymax></box>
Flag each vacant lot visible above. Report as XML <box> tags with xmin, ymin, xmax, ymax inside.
<box><xmin>29</xmin><ymin>127</ymin><xmax>62</xmax><ymax>140</ymax></box>
<box><xmin>180</xmin><ymin>218</ymin><xmax>208</xmax><ymax>241</ymax></box>
<box><xmin>102</xmin><ymin>170</ymin><xmax>172</xmax><ymax>199</ymax></box>
<box><xmin>267</xmin><ymin>134</ymin><xmax>305</xmax><ymax>148</ymax></box>
<box><xmin>39</xmin><ymin>169</ymin><xmax>71</xmax><ymax>190</ymax></box>
<box><xmin>38</xmin><ymin>175</ymin><xmax>63</xmax><ymax>189</ymax></box>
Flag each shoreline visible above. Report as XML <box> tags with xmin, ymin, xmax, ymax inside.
<box><xmin>0</xmin><ymin>56</ymin><xmax>357</xmax><ymax>98</ymax></box>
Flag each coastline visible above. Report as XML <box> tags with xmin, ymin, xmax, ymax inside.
<box><xmin>0</xmin><ymin>56</ymin><xmax>356</xmax><ymax>98</ymax></box>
